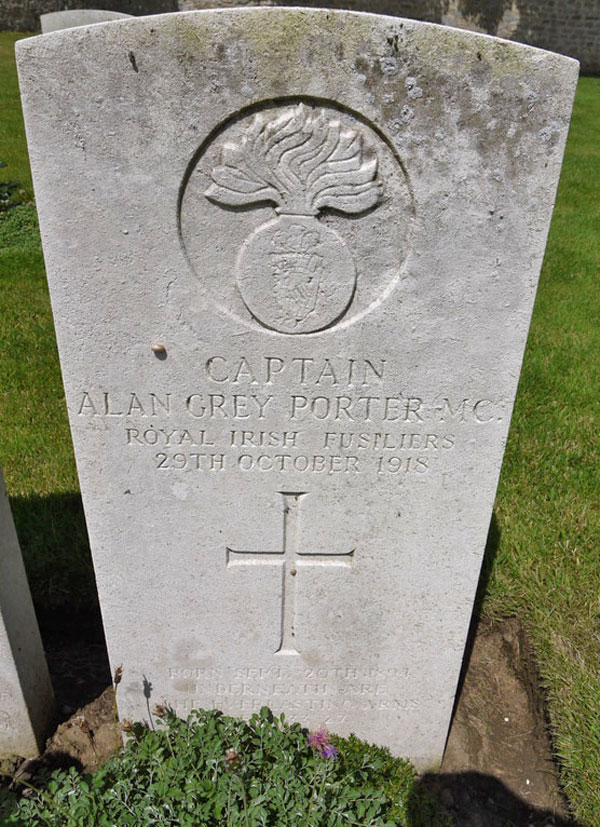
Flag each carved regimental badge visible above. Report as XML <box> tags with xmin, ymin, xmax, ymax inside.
<box><xmin>204</xmin><ymin>104</ymin><xmax>382</xmax><ymax>334</ymax></box>
<box><xmin>179</xmin><ymin>100</ymin><xmax>414</xmax><ymax>335</ymax></box>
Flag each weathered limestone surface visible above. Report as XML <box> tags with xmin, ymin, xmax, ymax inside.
<box><xmin>17</xmin><ymin>10</ymin><xmax>577</xmax><ymax>768</ymax></box>
<box><xmin>40</xmin><ymin>9</ymin><xmax>133</xmax><ymax>32</ymax></box>
<box><xmin>3</xmin><ymin>1</ymin><xmax>598</xmax><ymax>75</ymax></box>
<box><xmin>0</xmin><ymin>469</ymin><xmax>55</xmax><ymax>758</ymax></box>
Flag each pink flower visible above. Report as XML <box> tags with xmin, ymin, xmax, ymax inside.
<box><xmin>321</xmin><ymin>743</ymin><xmax>338</xmax><ymax>759</ymax></box>
<box><xmin>308</xmin><ymin>728</ymin><xmax>338</xmax><ymax>760</ymax></box>
<box><xmin>225</xmin><ymin>747</ymin><xmax>241</xmax><ymax>768</ymax></box>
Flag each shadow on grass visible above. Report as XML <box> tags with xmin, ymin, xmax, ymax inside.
<box><xmin>0</xmin><ymin>752</ymin><xmax>86</xmax><ymax>824</ymax></box>
<box><xmin>8</xmin><ymin>492</ymin><xmax>96</xmax><ymax>613</ymax></box>
<box><xmin>8</xmin><ymin>492</ymin><xmax>111</xmax><ymax>714</ymax></box>
<box><xmin>0</xmin><ymin>789</ymin><xmax>19</xmax><ymax>823</ymax></box>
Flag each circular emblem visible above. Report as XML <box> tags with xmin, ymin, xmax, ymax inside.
<box><xmin>179</xmin><ymin>100</ymin><xmax>414</xmax><ymax>335</ymax></box>
<box><xmin>237</xmin><ymin>215</ymin><xmax>356</xmax><ymax>333</ymax></box>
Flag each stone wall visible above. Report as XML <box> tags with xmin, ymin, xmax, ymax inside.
<box><xmin>1</xmin><ymin>0</ymin><xmax>598</xmax><ymax>74</ymax></box>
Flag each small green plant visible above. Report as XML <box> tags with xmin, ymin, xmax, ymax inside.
<box><xmin>0</xmin><ymin>200</ymin><xmax>39</xmax><ymax>244</ymax></box>
<box><xmin>6</xmin><ymin>707</ymin><xmax>451</xmax><ymax>826</ymax></box>
<box><xmin>0</xmin><ymin>162</ymin><xmax>25</xmax><ymax>211</ymax></box>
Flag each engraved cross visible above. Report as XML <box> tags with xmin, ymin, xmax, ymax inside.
<box><xmin>226</xmin><ymin>491</ymin><xmax>354</xmax><ymax>656</ymax></box>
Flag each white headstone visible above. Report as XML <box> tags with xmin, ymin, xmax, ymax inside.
<box><xmin>40</xmin><ymin>9</ymin><xmax>133</xmax><ymax>34</ymax></box>
<box><xmin>16</xmin><ymin>10</ymin><xmax>577</xmax><ymax>768</ymax></box>
<box><xmin>0</xmin><ymin>469</ymin><xmax>55</xmax><ymax>758</ymax></box>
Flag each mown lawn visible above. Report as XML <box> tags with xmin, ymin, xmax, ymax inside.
<box><xmin>483</xmin><ymin>75</ymin><xmax>600</xmax><ymax>817</ymax></box>
<box><xmin>0</xmin><ymin>31</ymin><xmax>598</xmax><ymax>824</ymax></box>
<box><xmin>0</xmin><ymin>34</ymin><xmax>33</xmax><ymax>201</ymax></box>
<box><xmin>0</xmin><ymin>33</ymin><xmax>95</xmax><ymax>606</ymax></box>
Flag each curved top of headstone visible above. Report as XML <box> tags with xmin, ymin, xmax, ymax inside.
<box><xmin>40</xmin><ymin>9</ymin><xmax>133</xmax><ymax>34</ymax></box>
<box><xmin>18</xmin><ymin>7</ymin><xmax>579</xmax><ymax>340</ymax></box>
<box><xmin>30</xmin><ymin>7</ymin><xmax>579</xmax><ymax>75</ymax></box>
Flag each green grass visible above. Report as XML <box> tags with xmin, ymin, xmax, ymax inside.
<box><xmin>0</xmin><ymin>204</ymin><xmax>94</xmax><ymax>607</ymax></box>
<box><xmin>0</xmin><ymin>35</ymin><xmax>94</xmax><ymax>607</ymax></box>
<box><xmin>483</xmin><ymin>75</ymin><xmax>600</xmax><ymax>819</ymax></box>
<box><xmin>0</xmin><ymin>31</ymin><xmax>598</xmax><ymax>824</ymax></box>
<box><xmin>0</xmin><ymin>34</ymin><xmax>33</xmax><ymax>203</ymax></box>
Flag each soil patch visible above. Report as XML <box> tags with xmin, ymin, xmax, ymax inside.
<box><xmin>421</xmin><ymin>616</ymin><xmax>581</xmax><ymax>826</ymax></box>
<box><xmin>7</xmin><ymin>611</ymin><xmax>581</xmax><ymax>825</ymax></box>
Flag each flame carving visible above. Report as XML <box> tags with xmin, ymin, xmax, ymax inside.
<box><xmin>205</xmin><ymin>104</ymin><xmax>382</xmax><ymax>216</ymax></box>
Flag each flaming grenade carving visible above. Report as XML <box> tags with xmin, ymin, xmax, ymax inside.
<box><xmin>205</xmin><ymin>104</ymin><xmax>383</xmax><ymax>333</ymax></box>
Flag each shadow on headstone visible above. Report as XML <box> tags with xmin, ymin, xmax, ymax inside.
<box><xmin>450</xmin><ymin>510</ymin><xmax>501</xmax><ymax>713</ymax></box>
